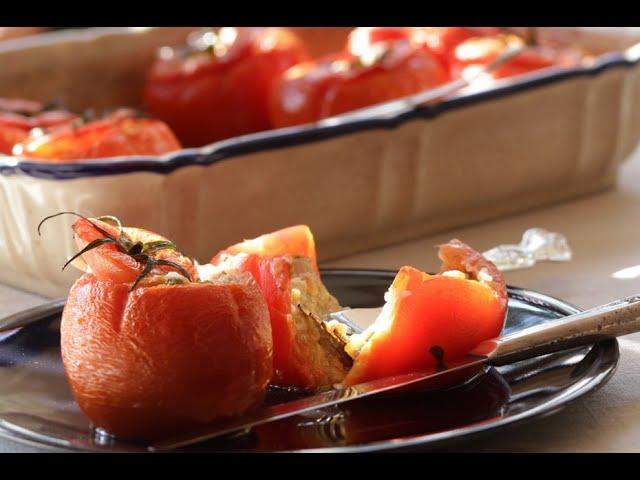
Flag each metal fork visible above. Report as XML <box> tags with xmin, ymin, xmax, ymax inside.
<box><xmin>0</xmin><ymin>298</ymin><xmax>65</xmax><ymax>333</ymax></box>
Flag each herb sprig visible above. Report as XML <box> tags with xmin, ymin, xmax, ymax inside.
<box><xmin>38</xmin><ymin>212</ymin><xmax>192</xmax><ymax>291</ymax></box>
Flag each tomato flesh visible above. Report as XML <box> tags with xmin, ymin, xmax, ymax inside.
<box><xmin>233</xmin><ymin>254</ymin><xmax>303</xmax><ymax>386</ymax></box>
<box><xmin>211</xmin><ymin>224</ymin><xmax>317</xmax><ymax>270</ymax></box>
<box><xmin>211</xmin><ymin>225</ymin><xmax>351</xmax><ymax>390</ymax></box>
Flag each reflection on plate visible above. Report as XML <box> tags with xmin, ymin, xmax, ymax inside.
<box><xmin>0</xmin><ymin>269</ymin><xmax>619</xmax><ymax>452</ymax></box>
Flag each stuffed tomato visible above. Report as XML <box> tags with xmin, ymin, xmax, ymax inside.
<box><xmin>342</xmin><ymin>239</ymin><xmax>508</xmax><ymax>386</ymax></box>
<box><xmin>269</xmin><ymin>33</ymin><xmax>448</xmax><ymax>128</ymax></box>
<box><xmin>48</xmin><ymin>214</ymin><xmax>273</xmax><ymax>440</ymax></box>
<box><xmin>209</xmin><ymin>226</ymin><xmax>351</xmax><ymax>391</ymax></box>
<box><xmin>0</xmin><ymin>98</ymin><xmax>78</xmax><ymax>155</ymax></box>
<box><xmin>143</xmin><ymin>27</ymin><xmax>310</xmax><ymax>146</ymax></box>
<box><xmin>14</xmin><ymin>109</ymin><xmax>181</xmax><ymax>161</ymax></box>
<box><xmin>449</xmin><ymin>32</ymin><xmax>582</xmax><ymax>80</ymax></box>
<box><xmin>345</xmin><ymin>26</ymin><xmax>481</xmax><ymax>67</ymax></box>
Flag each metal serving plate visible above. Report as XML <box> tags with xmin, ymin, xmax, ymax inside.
<box><xmin>0</xmin><ymin>269</ymin><xmax>619</xmax><ymax>452</ymax></box>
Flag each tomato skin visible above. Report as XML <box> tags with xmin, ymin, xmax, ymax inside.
<box><xmin>270</xmin><ymin>39</ymin><xmax>449</xmax><ymax>128</ymax></box>
<box><xmin>71</xmin><ymin>217</ymin><xmax>198</xmax><ymax>285</ymax></box>
<box><xmin>211</xmin><ymin>225</ymin><xmax>317</xmax><ymax>270</ymax></box>
<box><xmin>143</xmin><ymin>27</ymin><xmax>310</xmax><ymax>147</ymax></box>
<box><xmin>71</xmin><ymin>218</ymin><xmax>142</xmax><ymax>284</ymax></box>
<box><xmin>449</xmin><ymin>34</ymin><xmax>572</xmax><ymax>80</ymax></box>
<box><xmin>0</xmin><ymin>124</ymin><xmax>28</xmax><ymax>155</ymax></box>
<box><xmin>346</xmin><ymin>27</ymin><xmax>497</xmax><ymax>69</ymax></box>
<box><xmin>344</xmin><ymin>240</ymin><xmax>507</xmax><ymax>386</ymax></box>
<box><xmin>62</xmin><ymin>273</ymin><xmax>273</xmax><ymax>440</ymax></box>
<box><xmin>417</xmin><ymin>27</ymin><xmax>480</xmax><ymax>66</ymax></box>
<box><xmin>14</xmin><ymin>109</ymin><xmax>181</xmax><ymax>161</ymax></box>
<box><xmin>0</xmin><ymin>98</ymin><xmax>78</xmax><ymax>155</ymax></box>
<box><xmin>438</xmin><ymin>238</ymin><xmax>507</xmax><ymax>306</ymax></box>
<box><xmin>346</xmin><ymin>27</ymin><xmax>417</xmax><ymax>55</ymax></box>
<box><xmin>347</xmin><ymin>28</ymin><xmax>566</xmax><ymax>80</ymax></box>
<box><xmin>210</xmin><ymin>225</ymin><xmax>319</xmax><ymax>387</ymax></box>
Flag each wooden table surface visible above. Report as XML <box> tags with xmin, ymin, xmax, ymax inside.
<box><xmin>3</xmin><ymin>150</ymin><xmax>640</xmax><ymax>452</ymax></box>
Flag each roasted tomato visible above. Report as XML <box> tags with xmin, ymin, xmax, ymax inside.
<box><xmin>14</xmin><ymin>109</ymin><xmax>181</xmax><ymax>161</ymax></box>
<box><xmin>346</xmin><ymin>27</ymin><xmax>501</xmax><ymax>69</ymax></box>
<box><xmin>449</xmin><ymin>33</ymin><xmax>579</xmax><ymax>80</ymax></box>
<box><xmin>47</xmin><ymin>213</ymin><xmax>273</xmax><ymax>440</ymax></box>
<box><xmin>143</xmin><ymin>27</ymin><xmax>310</xmax><ymax>147</ymax></box>
<box><xmin>68</xmin><ymin>214</ymin><xmax>198</xmax><ymax>284</ymax></box>
<box><xmin>210</xmin><ymin>226</ymin><xmax>351</xmax><ymax>391</ymax></box>
<box><xmin>342</xmin><ymin>239</ymin><xmax>507</xmax><ymax>386</ymax></box>
<box><xmin>269</xmin><ymin>37</ymin><xmax>449</xmax><ymax>128</ymax></box>
<box><xmin>415</xmin><ymin>27</ymin><xmax>502</xmax><ymax>67</ymax></box>
<box><xmin>0</xmin><ymin>98</ymin><xmax>78</xmax><ymax>155</ymax></box>
<box><xmin>346</xmin><ymin>27</ymin><xmax>418</xmax><ymax>55</ymax></box>
<box><xmin>0</xmin><ymin>124</ymin><xmax>27</xmax><ymax>155</ymax></box>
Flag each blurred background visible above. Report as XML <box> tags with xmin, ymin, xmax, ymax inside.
<box><xmin>2</xmin><ymin>26</ymin><xmax>640</xmax><ymax>454</ymax></box>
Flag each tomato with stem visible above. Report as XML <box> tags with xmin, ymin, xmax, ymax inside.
<box><xmin>14</xmin><ymin>109</ymin><xmax>181</xmax><ymax>161</ymax></box>
<box><xmin>449</xmin><ymin>33</ymin><xmax>580</xmax><ymax>80</ymax></box>
<box><xmin>42</xmin><ymin>212</ymin><xmax>273</xmax><ymax>440</ymax></box>
<box><xmin>0</xmin><ymin>98</ymin><xmax>78</xmax><ymax>155</ymax></box>
<box><xmin>269</xmin><ymin>37</ymin><xmax>449</xmax><ymax>128</ymax></box>
<box><xmin>143</xmin><ymin>27</ymin><xmax>310</xmax><ymax>147</ymax></box>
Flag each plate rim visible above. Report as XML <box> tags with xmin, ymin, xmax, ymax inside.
<box><xmin>0</xmin><ymin>268</ymin><xmax>620</xmax><ymax>452</ymax></box>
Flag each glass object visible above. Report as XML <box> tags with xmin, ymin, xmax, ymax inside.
<box><xmin>483</xmin><ymin>228</ymin><xmax>572</xmax><ymax>272</ymax></box>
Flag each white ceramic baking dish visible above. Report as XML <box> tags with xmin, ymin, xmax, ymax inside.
<box><xmin>1</xmin><ymin>27</ymin><xmax>640</xmax><ymax>298</ymax></box>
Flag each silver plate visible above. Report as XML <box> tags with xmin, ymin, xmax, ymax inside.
<box><xmin>0</xmin><ymin>269</ymin><xmax>619</xmax><ymax>452</ymax></box>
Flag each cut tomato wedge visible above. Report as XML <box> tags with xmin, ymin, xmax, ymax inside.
<box><xmin>211</xmin><ymin>225</ymin><xmax>318</xmax><ymax>270</ymax></box>
<box><xmin>344</xmin><ymin>239</ymin><xmax>507</xmax><ymax>386</ymax></box>
<box><xmin>210</xmin><ymin>225</ymin><xmax>350</xmax><ymax>390</ymax></box>
<box><xmin>208</xmin><ymin>252</ymin><xmax>350</xmax><ymax>391</ymax></box>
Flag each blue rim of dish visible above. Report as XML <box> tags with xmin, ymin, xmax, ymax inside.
<box><xmin>1</xmin><ymin>47</ymin><xmax>639</xmax><ymax>180</ymax></box>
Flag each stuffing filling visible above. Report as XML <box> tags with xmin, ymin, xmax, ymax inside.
<box><xmin>288</xmin><ymin>257</ymin><xmax>352</xmax><ymax>388</ymax></box>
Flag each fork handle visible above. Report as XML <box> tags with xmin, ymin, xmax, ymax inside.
<box><xmin>473</xmin><ymin>295</ymin><xmax>640</xmax><ymax>366</ymax></box>
<box><xmin>0</xmin><ymin>298</ymin><xmax>65</xmax><ymax>332</ymax></box>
